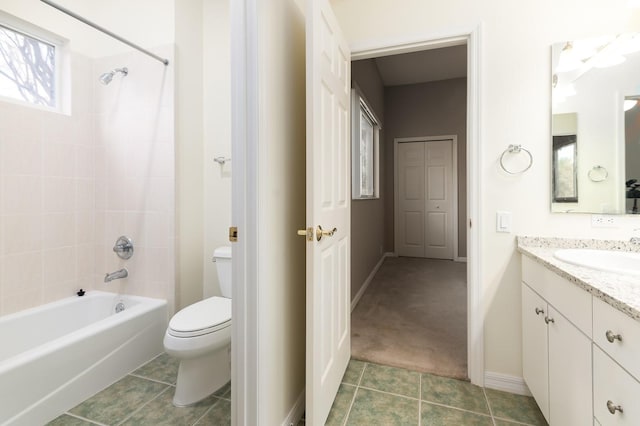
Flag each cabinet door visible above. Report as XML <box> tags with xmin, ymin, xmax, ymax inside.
<box><xmin>522</xmin><ymin>283</ymin><xmax>549</xmax><ymax>422</ymax></box>
<box><xmin>548</xmin><ymin>305</ymin><xmax>592</xmax><ymax>426</ymax></box>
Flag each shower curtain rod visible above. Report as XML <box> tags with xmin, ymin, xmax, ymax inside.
<box><xmin>40</xmin><ymin>0</ymin><xmax>169</xmax><ymax>66</ymax></box>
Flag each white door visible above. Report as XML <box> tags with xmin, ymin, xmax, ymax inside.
<box><xmin>396</xmin><ymin>138</ymin><xmax>454</xmax><ymax>259</ymax></box>
<box><xmin>305</xmin><ymin>0</ymin><xmax>351</xmax><ymax>424</ymax></box>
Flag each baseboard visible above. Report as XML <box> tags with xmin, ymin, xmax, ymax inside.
<box><xmin>454</xmin><ymin>256</ymin><xmax>467</xmax><ymax>262</ymax></box>
<box><xmin>351</xmin><ymin>252</ymin><xmax>393</xmax><ymax>312</ymax></box>
<box><xmin>282</xmin><ymin>388</ymin><xmax>305</xmax><ymax>426</ymax></box>
<box><xmin>484</xmin><ymin>371</ymin><xmax>531</xmax><ymax>396</ymax></box>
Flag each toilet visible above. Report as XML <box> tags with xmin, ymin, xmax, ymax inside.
<box><xmin>163</xmin><ymin>246</ymin><xmax>232</xmax><ymax>406</ymax></box>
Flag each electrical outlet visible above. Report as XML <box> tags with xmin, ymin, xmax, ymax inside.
<box><xmin>591</xmin><ymin>214</ymin><xmax>618</xmax><ymax>228</ymax></box>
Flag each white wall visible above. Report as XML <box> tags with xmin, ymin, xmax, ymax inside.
<box><xmin>0</xmin><ymin>0</ymin><xmax>175</xmax><ymax>58</ymax></box>
<box><xmin>331</xmin><ymin>0</ymin><xmax>640</xmax><ymax>378</ymax></box>
<box><xmin>203</xmin><ymin>0</ymin><xmax>232</xmax><ymax>299</ymax></box>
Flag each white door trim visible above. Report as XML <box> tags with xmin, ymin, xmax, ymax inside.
<box><xmin>230</xmin><ymin>0</ymin><xmax>259</xmax><ymax>424</ymax></box>
<box><xmin>352</xmin><ymin>25</ymin><xmax>484</xmax><ymax>386</ymax></box>
<box><xmin>393</xmin><ymin>135</ymin><xmax>458</xmax><ymax>262</ymax></box>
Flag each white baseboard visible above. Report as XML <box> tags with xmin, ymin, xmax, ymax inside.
<box><xmin>351</xmin><ymin>252</ymin><xmax>394</xmax><ymax>312</ymax></box>
<box><xmin>484</xmin><ymin>371</ymin><xmax>531</xmax><ymax>396</ymax></box>
<box><xmin>282</xmin><ymin>389</ymin><xmax>305</xmax><ymax>426</ymax></box>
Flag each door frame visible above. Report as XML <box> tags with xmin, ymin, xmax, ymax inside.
<box><xmin>231</xmin><ymin>3</ymin><xmax>485</xmax><ymax>422</ymax></box>
<box><xmin>351</xmin><ymin>26</ymin><xmax>484</xmax><ymax>386</ymax></box>
<box><xmin>393</xmin><ymin>136</ymin><xmax>460</xmax><ymax>262</ymax></box>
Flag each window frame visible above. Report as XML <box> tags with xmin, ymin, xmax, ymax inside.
<box><xmin>351</xmin><ymin>87</ymin><xmax>381</xmax><ymax>200</ymax></box>
<box><xmin>0</xmin><ymin>10</ymin><xmax>69</xmax><ymax>113</ymax></box>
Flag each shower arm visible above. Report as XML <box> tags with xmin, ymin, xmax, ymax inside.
<box><xmin>40</xmin><ymin>0</ymin><xmax>169</xmax><ymax>66</ymax></box>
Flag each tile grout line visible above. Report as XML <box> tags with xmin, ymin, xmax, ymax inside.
<box><xmin>190</xmin><ymin>395</ymin><xmax>225</xmax><ymax>426</ymax></box>
<box><xmin>482</xmin><ymin>387</ymin><xmax>497</xmax><ymax>426</ymax></box>
<box><xmin>115</xmin><ymin>383</ymin><xmax>172</xmax><ymax>426</ymax></box>
<box><xmin>420</xmin><ymin>399</ymin><xmax>493</xmax><ymax>419</ymax></box>
<box><xmin>61</xmin><ymin>412</ymin><xmax>109</xmax><ymax>426</ymax></box>
<box><xmin>341</xmin><ymin>362</ymin><xmax>367</xmax><ymax>426</ymax></box>
<box><xmin>418</xmin><ymin>373</ymin><xmax>422</xmax><ymax>426</ymax></box>
<box><xmin>128</xmin><ymin>372</ymin><xmax>176</xmax><ymax>387</ymax></box>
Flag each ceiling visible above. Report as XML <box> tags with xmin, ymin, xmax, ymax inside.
<box><xmin>372</xmin><ymin>45</ymin><xmax>467</xmax><ymax>87</ymax></box>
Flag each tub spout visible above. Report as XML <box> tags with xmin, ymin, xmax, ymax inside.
<box><xmin>105</xmin><ymin>268</ymin><xmax>128</xmax><ymax>283</ymax></box>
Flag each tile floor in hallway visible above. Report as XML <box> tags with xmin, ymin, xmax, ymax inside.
<box><xmin>47</xmin><ymin>353</ymin><xmax>230</xmax><ymax>426</ymax></box>
<box><xmin>48</xmin><ymin>354</ymin><xmax>545</xmax><ymax>426</ymax></box>
<box><xmin>310</xmin><ymin>359</ymin><xmax>548</xmax><ymax>426</ymax></box>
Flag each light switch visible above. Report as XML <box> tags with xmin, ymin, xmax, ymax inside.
<box><xmin>496</xmin><ymin>211</ymin><xmax>512</xmax><ymax>233</ymax></box>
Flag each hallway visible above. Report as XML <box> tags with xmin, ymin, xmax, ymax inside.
<box><xmin>351</xmin><ymin>257</ymin><xmax>467</xmax><ymax>379</ymax></box>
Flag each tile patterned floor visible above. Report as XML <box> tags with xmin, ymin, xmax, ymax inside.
<box><xmin>48</xmin><ymin>355</ymin><xmax>545</xmax><ymax>426</ymax></box>
<box><xmin>306</xmin><ymin>359</ymin><xmax>548</xmax><ymax>426</ymax></box>
<box><xmin>47</xmin><ymin>353</ymin><xmax>231</xmax><ymax>426</ymax></box>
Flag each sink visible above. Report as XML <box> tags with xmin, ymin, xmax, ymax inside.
<box><xmin>553</xmin><ymin>249</ymin><xmax>640</xmax><ymax>276</ymax></box>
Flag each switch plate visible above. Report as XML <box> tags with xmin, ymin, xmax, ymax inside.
<box><xmin>496</xmin><ymin>211</ymin><xmax>512</xmax><ymax>233</ymax></box>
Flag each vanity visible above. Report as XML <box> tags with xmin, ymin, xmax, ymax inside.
<box><xmin>518</xmin><ymin>237</ymin><xmax>640</xmax><ymax>426</ymax></box>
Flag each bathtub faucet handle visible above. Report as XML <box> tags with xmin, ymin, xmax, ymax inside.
<box><xmin>77</xmin><ymin>289</ymin><xmax>85</xmax><ymax>296</ymax></box>
<box><xmin>113</xmin><ymin>236</ymin><xmax>134</xmax><ymax>259</ymax></box>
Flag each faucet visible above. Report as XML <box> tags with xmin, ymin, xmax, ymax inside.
<box><xmin>105</xmin><ymin>268</ymin><xmax>128</xmax><ymax>283</ymax></box>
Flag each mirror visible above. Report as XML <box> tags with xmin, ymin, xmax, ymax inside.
<box><xmin>551</xmin><ymin>33</ymin><xmax>640</xmax><ymax>214</ymax></box>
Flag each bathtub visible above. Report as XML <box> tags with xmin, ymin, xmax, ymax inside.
<box><xmin>0</xmin><ymin>291</ymin><xmax>167</xmax><ymax>426</ymax></box>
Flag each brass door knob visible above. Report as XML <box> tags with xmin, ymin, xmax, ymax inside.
<box><xmin>316</xmin><ymin>225</ymin><xmax>337</xmax><ymax>241</ymax></box>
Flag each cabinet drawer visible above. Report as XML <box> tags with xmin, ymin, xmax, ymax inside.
<box><xmin>522</xmin><ymin>256</ymin><xmax>592</xmax><ymax>336</ymax></box>
<box><xmin>593</xmin><ymin>346</ymin><xmax>640</xmax><ymax>426</ymax></box>
<box><xmin>593</xmin><ymin>297</ymin><xmax>640</xmax><ymax>381</ymax></box>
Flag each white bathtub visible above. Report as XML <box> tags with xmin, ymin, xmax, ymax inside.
<box><xmin>0</xmin><ymin>291</ymin><xmax>167</xmax><ymax>426</ymax></box>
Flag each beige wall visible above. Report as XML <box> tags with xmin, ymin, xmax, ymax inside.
<box><xmin>331</xmin><ymin>0</ymin><xmax>640</xmax><ymax>378</ymax></box>
<box><xmin>351</xmin><ymin>59</ymin><xmax>386</xmax><ymax>300</ymax></box>
<box><xmin>256</xmin><ymin>0</ymin><xmax>306</xmax><ymax>422</ymax></box>
<box><xmin>385</xmin><ymin>78</ymin><xmax>467</xmax><ymax>258</ymax></box>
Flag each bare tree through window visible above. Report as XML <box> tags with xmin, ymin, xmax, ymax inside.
<box><xmin>0</xmin><ymin>24</ymin><xmax>55</xmax><ymax>107</ymax></box>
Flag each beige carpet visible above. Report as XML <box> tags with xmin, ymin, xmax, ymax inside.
<box><xmin>351</xmin><ymin>256</ymin><xmax>468</xmax><ymax>379</ymax></box>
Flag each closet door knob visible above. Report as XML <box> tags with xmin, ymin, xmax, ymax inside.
<box><xmin>535</xmin><ymin>307</ymin><xmax>544</xmax><ymax>315</ymax></box>
<box><xmin>544</xmin><ymin>316</ymin><xmax>554</xmax><ymax>324</ymax></box>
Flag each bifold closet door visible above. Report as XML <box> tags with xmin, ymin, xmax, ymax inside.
<box><xmin>396</xmin><ymin>140</ymin><xmax>453</xmax><ymax>259</ymax></box>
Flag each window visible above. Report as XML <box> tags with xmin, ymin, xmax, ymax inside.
<box><xmin>0</xmin><ymin>13</ymin><xmax>65</xmax><ymax>110</ymax></box>
<box><xmin>352</xmin><ymin>89</ymin><xmax>380</xmax><ymax>199</ymax></box>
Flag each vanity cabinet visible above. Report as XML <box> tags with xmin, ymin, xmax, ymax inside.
<box><xmin>592</xmin><ymin>297</ymin><xmax>640</xmax><ymax>425</ymax></box>
<box><xmin>522</xmin><ymin>257</ymin><xmax>593</xmax><ymax>426</ymax></box>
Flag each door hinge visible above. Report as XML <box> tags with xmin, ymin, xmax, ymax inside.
<box><xmin>229</xmin><ymin>226</ymin><xmax>238</xmax><ymax>242</ymax></box>
<box><xmin>469</xmin><ymin>219</ymin><xmax>472</xmax><ymax>228</ymax></box>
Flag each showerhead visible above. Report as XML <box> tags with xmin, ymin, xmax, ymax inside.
<box><xmin>99</xmin><ymin>67</ymin><xmax>128</xmax><ymax>85</ymax></box>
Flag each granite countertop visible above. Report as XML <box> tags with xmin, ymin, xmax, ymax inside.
<box><xmin>517</xmin><ymin>236</ymin><xmax>640</xmax><ymax>322</ymax></box>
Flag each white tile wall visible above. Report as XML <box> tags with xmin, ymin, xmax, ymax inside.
<box><xmin>0</xmin><ymin>47</ymin><xmax>176</xmax><ymax>315</ymax></box>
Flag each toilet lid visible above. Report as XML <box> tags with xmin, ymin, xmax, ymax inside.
<box><xmin>168</xmin><ymin>297</ymin><xmax>231</xmax><ymax>336</ymax></box>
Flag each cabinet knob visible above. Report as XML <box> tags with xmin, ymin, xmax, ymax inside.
<box><xmin>605</xmin><ymin>330</ymin><xmax>622</xmax><ymax>343</ymax></box>
<box><xmin>544</xmin><ymin>316</ymin><xmax>555</xmax><ymax>324</ymax></box>
<box><xmin>535</xmin><ymin>307</ymin><xmax>544</xmax><ymax>315</ymax></box>
<box><xmin>607</xmin><ymin>400</ymin><xmax>623</xmax><ymax>415</ymax></box>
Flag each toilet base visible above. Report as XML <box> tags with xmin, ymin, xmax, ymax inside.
<box><xmin>172</xmin><ymin>346</ymin><xmax>230</xmax><ymax>407</ymax></box>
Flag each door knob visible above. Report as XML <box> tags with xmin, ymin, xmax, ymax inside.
<box><xmin>297</xmin><ymin>227</ymin><xmax>313</xmax><ymax>241</ymax></box>
<box><xmin>316</xmin><ymin>225</ymin><xmax>337</xmax><ymax>241</ymax></box>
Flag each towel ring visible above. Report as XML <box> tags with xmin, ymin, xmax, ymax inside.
<box><xmin>499</xmin><ymin>144</ymin><xmax>533</xmax><ymax>174</ymax></box>
<box><xmin>588</xmin><ymin>165</ymin><xmax>608</xmax><ymax>182</ymax></box>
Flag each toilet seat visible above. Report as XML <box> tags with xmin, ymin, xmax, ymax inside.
<box><xmin>168</xmin><ymin>296</ymin><xmax>231</xmax><ymax>338</ymax></box>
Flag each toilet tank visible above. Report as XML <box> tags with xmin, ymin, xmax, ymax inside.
<box><xmin>213</xmin><ymin>246</ymin><xmax>232</xmax><ymax>298</ymax></box>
